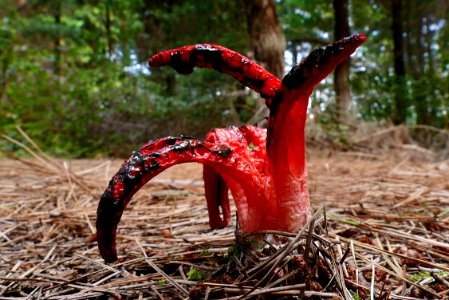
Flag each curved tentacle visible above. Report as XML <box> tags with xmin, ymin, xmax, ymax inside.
<box><xmin>148</xmin><ymin>44</ymin><xmax>282</xmax><ymax>102</ymax></box>
<box><xmin>96</xmin><ymin>133</ymin><xmax>265</xmax><ymax>263</ymax></box>
<box><xmin>201</xmin><ymin>125</ymin><xmax>267</xmax><ymax>231</ymax></box>
<box><xmin>203</xmin><ymin>165</ymin><xmax>230</xmax><ymax>229</ymax></box>
<box><xmin>281</xmin><ymin>34</ymin><xmax>366</xmax><ymax>100</ymax></box>
<box><xmin>264</xmin><ymin>34</ymin><xmax>366</xmax><ymax>231</ymax></box>
<box><xmin>267</xmin><ymin>34</ymin><xmax>366</xmax><ymax>149</ymax></box>
<box><xmin>267</xmin><ymin>34</ymin><xmax>366</xmax><ymax>160</ymax></box>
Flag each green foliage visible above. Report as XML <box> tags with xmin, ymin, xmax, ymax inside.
<box><xmin>317</xmin><ymin>115</ymin><xmax>353</xmax><ymax>147</ymax></box>
<box><xmin>279</xmin><ymin>0</ymin><xmax>334</xmax><ymax>42</ymax></box>
<box><xmin>1</xmin><ymin>1</ymin><xmax>448</xmax><ymax>157</ymax></box>
<box><xmin>156</xmin><ymin>279</ymin><xmax>166</xmax><ymax>286</ymax></box>
<box><xmin>438</xmin><ymin>210</ymin><xmax>449</xmax><ymax>218</ymax></box>
<box><xmin>350</xmin><ymin>292</ymin><xmax>362</xmax><ymax>300</ymax></box>
<box><xmin>350</xmin><ymin>292</ymin><xmax>371</xmax><ymax>300</ymax></box>
<box><xmin>1</xmin><ymin>0</ymin><xmax>251</xmax><ymax>157</ymax></box>
<box><xmin>226</xmin><ymin>243</ymin><xmax>241</xmax><ymax>259</ymax></box>
<box><xmin>187</xmin><ymin>268</ymin><xmax>206</xmax><ymax>281</ymax></box>
<box><xmin>410</xmin><ymin>271</ymin><xmax>432</xmax><ymax>282</ymax></box>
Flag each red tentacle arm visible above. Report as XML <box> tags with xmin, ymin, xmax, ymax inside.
<box><xmin>148</xmin><ymin>44</ymin><xmax>282</xmax><ymax>102</ymax></box>
<box><xmin>97</xmin><ymin>34</ymin><xmax>366</xmax><ymax>263</ymax></box>
<box><xmin>203</xmin><ymin>165</ymin><xmax>231</xmax><ymax>229</ymax></box>
<box><xmin>96</xmin><ymin>127</ymin><xmax>267</xmax><ymax>263</ymax></box>
<box><xmin>201</xmin><ymin>125</ymin><xmax>270</xmax><ymax>233</ymax></box>
<box><xmin>267</xmin><ymin>34</ymin><xmax>366</xmax><ymax>151</ymax></box>
<box><xmin>265</xmin><ymin>34</ymin><xmax>366</xmax><ymax>230</ymax></box>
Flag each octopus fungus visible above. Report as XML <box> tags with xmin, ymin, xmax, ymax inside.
<box><xmin>96</xmin><ymin>34</ymin><xmax>366</xmax><ymax>263</ymax></box>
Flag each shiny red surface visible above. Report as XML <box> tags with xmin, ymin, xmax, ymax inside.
<box><xmin>96</xmin><ymin>35</ymin><xmax>366</xmax><ymax>262</ymax></box>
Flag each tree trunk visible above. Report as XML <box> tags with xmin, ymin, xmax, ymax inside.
<box><xmin>0</xmin><ymin>34</ymin><xmax>12</xmax><ymax>103</ymax></box>
<box><xmin>391</xmin><ymin>0</ymin><xmax>408</xmax><ymax>124</ymax></box>
<box><xmin>333</xmin><ymin>0</ymin><xmax>352</xmax><ymax>123</ymax></box>
<box><xmin>53</xmin><ymin>2</ymin><xmax>62</xmax><ymax>76</ymax></box>
<box><xmin>105</xmin><ymin>0</ymin><xmax>113</xmax><ymax>57</ymax></box>
<box><xmin>243</xmin><ymin>0</ymin><xmax>285</xmax><ymax>78</ymax></box>
<box><xmin>425</xmin><ymin>15</ymin><xmax>437</xmax><ymax>125</ymax></box>
<box><xmin>413</xmin><ymin>15</ymin><xmax>430</xmax><ymax>125</ymax></box>
<box><xmin>425</xmin><ymin>16</ymin><xmax>435</xmax><ymax>75</ymax></box>
<box><xmin>244</xmin><ymin>0</ymin><xmax>286</xmax><ymax>125</ymax></box>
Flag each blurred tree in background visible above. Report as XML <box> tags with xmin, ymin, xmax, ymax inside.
<box><xmin>0</xmin><ymin>0</ymin><xmax>448</xmax><ymax>157</ymax></box>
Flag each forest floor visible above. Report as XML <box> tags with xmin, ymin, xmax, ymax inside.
<box><xmin>1</xmin><ymin>145</ymin><xmax>449</xmax><ymax>299</ymax></box>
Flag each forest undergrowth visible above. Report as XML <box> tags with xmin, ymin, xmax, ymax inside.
<box><xmin>1</xmin><ymin>127</ymin><xmax>449</xmax><ymax>299</ymax></box>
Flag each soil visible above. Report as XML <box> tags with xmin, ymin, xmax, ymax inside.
<box><xmin>1</xmin><ymin>149</ymin><xmax>449</xmax><ymax>299</ymax></box>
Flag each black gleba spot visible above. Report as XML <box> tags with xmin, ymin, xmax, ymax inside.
<box><xmin>218</xmin><ymin>146</ymin><xmax>232</xmax><ymax>158</ymax></box>
<box><xmin>170</xmin><ymin>51</ymin><xmax>194</xmax><ymax>74</ymax></box>
<box><xmin>191</xmin><ymin>45</ymin><xmax>224</xmax><ymax>70</ymax></box>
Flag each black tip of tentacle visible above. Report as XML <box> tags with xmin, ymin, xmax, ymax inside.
<box><xmin>157</xmin><ymin>45</ymin><xmax>227</xmax><ymax>75</ymax></box>
<box><xmin>96</xmin><ymin>190</ymin><xmax>120</xmax><ymax>263</ymax></box>
<box><xmin>282</xmin><ymin>34</ymin><xmax>365</xmax><ymax>91</ymax></box>
<box><xmin>282</xmin><ymin>48</ymin><xmax>327</xmax><ymax>90</ymax></box>
<box><xmin>169</xmin><ymin>51</ymin><xmax>195</xmax><ymax>74</ymax></box>
<box><xmin>191</xmin><ymin>45</ymin><xmax>225</xmax><ymax>70</ymax></box>
<box><xmin>170</xmin><ymin>45</ymin><xmax>229</xmax><ymax>75</ymax></box>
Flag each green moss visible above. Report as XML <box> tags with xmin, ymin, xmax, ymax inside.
<box><xmin>187</xmin><ymin>268</ymin><xmax>206</xmax><ymax>281</ymax></box>
<box><xmin>410</xmin><ymin>271</ymin><xmax>431</xmax><ymax>282</ymax></box>
<box><xmin>156</xmin><ymin>279</ymin><xmax>166</xmax><ymax>286</ymax></box>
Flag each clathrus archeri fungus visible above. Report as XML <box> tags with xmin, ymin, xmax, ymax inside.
<box><xmin>96</xmin><ymin>34</ymin><xmax>366</xmax><ymax>263</ymax></box>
